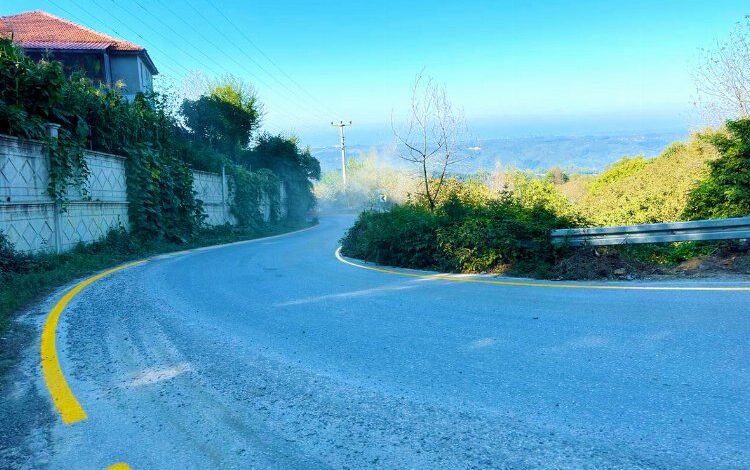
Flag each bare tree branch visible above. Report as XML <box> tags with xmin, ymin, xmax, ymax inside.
<box><xmin>695</xmin><ymin>18</ymin><xmax>750</xmax><ymax>124</ymax></box>
<box><xmin>392</xmin><ymin>72</ymin><xmax>473</xmax><ymax>211</ymax></box>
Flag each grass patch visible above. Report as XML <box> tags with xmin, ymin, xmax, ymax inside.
<box><xmin>0</xmin><ymin>221</ymin><xmax>314</xmax><ymax>334</ymax></box>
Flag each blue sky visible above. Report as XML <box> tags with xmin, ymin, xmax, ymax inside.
<box><xmin>3</xmin><ymin>0</ymin><xmax>749</xmax><ymax>146</ymax></box>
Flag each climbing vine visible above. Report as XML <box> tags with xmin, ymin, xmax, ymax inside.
<box><xmin>124</xmin><ymin>143</ymin><xmax>202</xmax><ymax>241</ymax></box>
<box><xmin>226</xmin><ymin>165</ymin><xmax>280</xmax><ymax>229</ymax></box>
<box><xmin>45</xmin><ymin>128</ymin><xmax>90</xmax><ymax>204</ymax></box>
<box><xmin>1</xmin><ymin>38</ymin><xmax>320</xmax><ymax>244</ymax></box>
<box><xmin>0</xmin><ymin>38</ymin><xmax>91</xmax><ymax>204</ymax></box>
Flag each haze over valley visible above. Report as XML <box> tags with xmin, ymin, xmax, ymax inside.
<box><xmin>312</xmin><ymin>130</ymin><xmax>688</xmax><ymax>174</ymax></box>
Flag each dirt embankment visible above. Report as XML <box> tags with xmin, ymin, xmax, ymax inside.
<box><xmin>548</xmin><ymin>244</ymin><xmax>750</xmax><ymax>281</ymax></box>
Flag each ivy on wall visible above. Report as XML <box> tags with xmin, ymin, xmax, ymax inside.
<box><xmin>1</xmin><ymin>38</ymin><xmax>321</xmax><ymax>243</ymax></box>
<box><xmin>0</xmin><ymin>39</ymin><xmax>202</xmax><ymax>240</ymax></box>
<box><xmin>0</xmin><ymin>39</ymin><xmax>91</xmax><ymax>204</ymax></box>
<box><xmin>124</xmin><ymin>143</ymin><xmax>202</xmax><ymax>242</ymax></box>
<box><xmin>46</xmin><ymin>129</ymin><xmax>90</xmax><ymax>204</ymax></box>
<box><xmin>227</xmin><ymin>165</ymin><xmax>280</xmax><ymax>229</ymax></box>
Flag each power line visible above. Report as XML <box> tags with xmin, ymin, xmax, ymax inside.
<box><xmin>205</xmin><ymin>0</ymin><xmax>341</xmax><ymax>118</ymax></box>
<box><xmin>57</xmin><ymin>0</ymin><xmax>194</xmax><ymax>76</ymax></box>
<box><xmin>55</xmin><ymin>0</ymin><xmax>318</xmax><ymax>130</ymax></box>
<box><xmin>107</xmin><ymin>0</ymin><xmax>311</xmax><ymax>125</ymax></box>
<box><xmin>105</xmin><ymin>0</ymin><xmax>228</xmax><ymax>79</ymax></box>
<box><xmin>132</xmin><ymin>0</ymin><xmax>330</xmax><ymax>125</ymax></box>
<box><xmin>45</xmin><ymin>0</ymin><xmax>323</xmax><ymax>137</ymax></box>
<box><xmin>45</xmin><ymin>0</ymin><xmax>186</xmax><ymax>77</ymax></box>
<box><xmin>182</xmin><ymin>0</ymin><xmax>332</xmax><ymax>122</ymax></box>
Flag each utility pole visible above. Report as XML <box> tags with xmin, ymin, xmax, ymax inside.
<box><xmin>331</xmin><ymin>120</ymin><xmax>352</xmax><ymax>186</ymax></box>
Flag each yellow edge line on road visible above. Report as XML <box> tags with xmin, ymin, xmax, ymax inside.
<box><xmin>335</xmin><ymin>247</ymin><xmax>750</xmax><ymax>292</ymax></box>
<box><xmin>106</xmin><ymin>463</ymin><xmax>132</xmax><ymax>470</ymax></box>
<box><xmin>41</xmin><ymin>260</ymin><xmax>147</xmax><ymax>425</ymax></box>
<box><xmin>41</xmin><ymin>223</ymin><xmax>320</xmax><ymax>426</ymax></box>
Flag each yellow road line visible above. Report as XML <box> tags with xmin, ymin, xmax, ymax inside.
<box><xmin>41</xmin><ymin>261</ymin><xmax>146</xmax><ymax>425</ymax></box>
<box><xmin>335</xmin><ymin>247</ymin><xmax>750</xmax><ymax>292</ymax></box>
<box><xmin>106</xmin><ymin>463</ymin><xmax>132</xmax><ymax>470</ymax></box>
<box><xmin>41</xmin><ymin>224</ymin><xmax>320</xmax><ymax>426</ymax></box>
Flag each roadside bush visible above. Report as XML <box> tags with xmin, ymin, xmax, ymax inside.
<box><xmin>684</xmin><ymin>118</ymin><xmax>750</xmax><ymax>219</ymax></box>
<box><xmin>341</xmin><ymin>205</ymin><xmax>440</xmax><ymax>268</ymax></box>
<box><xmin>341</xmin><ymin>182</ymin><xmax>577</xmax><ymax>275</ymax></box>
<box><xmin>436</xmin><ymin>194</ymin><xmax>574</xmax><ymax>274</ymax></box>
<box><xmin>0</xmin><ymin>231</ymin><xmax>29</xmax><ymax>274</ymax></box>
<box><xmin>578</xmin><ymin>132</ymin><xmax>720</xmax><ymax>226</ymax></box>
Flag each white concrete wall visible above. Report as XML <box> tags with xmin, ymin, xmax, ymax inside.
<box><xmin>0</xmin><ymin>134</ymin><xmax>129</xmax><ymax>253</ymax></box>
<box><xmin>192</xmin><ymin>169</ymin><xmax>234</xmax><ymax>226</ymax></box>
<box><xmin>279</xmin><ymin>182</ymin><xmax>288</xmax><ymax>220</ymax></box>
<box><xmin>0</xmin><ymin>134</ymin><xmax>286</xmax><ymax>254</ymax></box>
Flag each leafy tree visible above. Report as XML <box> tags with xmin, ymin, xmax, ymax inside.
<box><xmin>180</xmin><ymin>75</ymin><xmax>262</xmax><ymax>156</ymax></box>
<box><xmin>684</xmin><ymin>118</ymin><xmax>750</xmax><ymax>219</ymax></box>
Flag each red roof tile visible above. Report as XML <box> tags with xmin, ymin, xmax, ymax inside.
<box><xmin>0</xmin><ymin>10</ymin><xmax>144</xmax><ymax>52</ymax></box>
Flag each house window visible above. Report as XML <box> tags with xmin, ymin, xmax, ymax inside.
<box><xmin>140</xmin><ymin>61</ymin><xmax>152</xmax><ymax>92</ymax></box>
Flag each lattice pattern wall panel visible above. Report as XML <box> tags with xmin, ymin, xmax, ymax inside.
<box><xmin>0</xmin><ymin>203</ymin><xmax>56</xmax><ymax>252</ymax></box>
<box><xmin>86</xmin><ymin>151</ymin><xmax>128</xmax><ymax>202</ymax></box>
<box><xmin>1</xmin><ymin>134</ymin><xmax>131</xmax><ymax>253</ymax></box>
<box><xmin>279</xmin><ymin>182</ymin><xmax>288</xmax><ymax>219</ymax></box>
<box><xmin>193</xmin><ymin>170</ymin><xmax>224</xmax><ymax>205</ymax></box>
<box><xmin>192</xmin><ymin>169</ymin><xmax>234</xmax><ymax>226</ymax></box>
<box><xmin>203</xmin><ymin>203</ymin><xmax>230</xmax><ymax>226</ymax></box>
<box><xmin>59</xmin><ymin>202</ymin><xmax>129</xmax><ymax>251</ymax></box>
<box><xmin>259</xmin><ymin>193</ymin><xmax>271</xmax><ymax>223</ymax></box>
<box><xmin>1</xmin><ymin>135</ymin><xmax>253</xmax><ymax>253</ymax></box>
<box><xmin>0</xmin><ymin>136</ymin><xmax>51</xmax><ymax>204</ymax></box>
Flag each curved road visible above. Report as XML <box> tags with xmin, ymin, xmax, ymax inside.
<box><xmin>6</xmin><ymin>216</ymin><xmax>750</xmax><ymax>468</ymax></box>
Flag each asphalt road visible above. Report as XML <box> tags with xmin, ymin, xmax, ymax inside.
<box><xmin>3</xmin><ymin>215</ymin><xmax>750</xmax><ymax>469</ymax></box>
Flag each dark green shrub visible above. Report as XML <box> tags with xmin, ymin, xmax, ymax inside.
<box><xmin>435</xmin><ymin>195</ymin><xmax>569</xmax><ymax>273</ymax></box>
<box><xmin>341</xmin><ymin>187</ymin><xmax>576</xmax><ymax>275</ymax></box>
<box><xmin>341</xmin><ymin>205</ymin><xmax>440</xmax><ymax>268</ymax></box>
<box><xmin>684</xmin><ymin>118</ymin><xmax>750</xmax><ymax>220</ymax></box>
<box><xmin>0</xmin><ymin>231</ymin><xmax>29</xmax><ymax>274</ymax></box>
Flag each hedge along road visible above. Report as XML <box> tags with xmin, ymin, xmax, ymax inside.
<box><xmin>8</xmin><ymin>215</ymin><xmax>750</xmax><ymax>469</ymax></box>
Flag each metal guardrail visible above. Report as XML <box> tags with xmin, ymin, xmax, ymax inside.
<box><xmin>551</xmin><ymin>216</ymin><xmax>750</xmax><ymax>246</ymax></box>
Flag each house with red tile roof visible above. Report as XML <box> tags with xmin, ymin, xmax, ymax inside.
<box><xmin>0</xmin><ymin>10</ymin><xmax>158</xmax><ymax>99</ymax></box>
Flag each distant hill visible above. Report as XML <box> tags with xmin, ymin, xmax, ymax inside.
<box><xmin>312</xmin><ymin>131</ymin><xmax>688</xmax><ymax>175</ymax></box>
